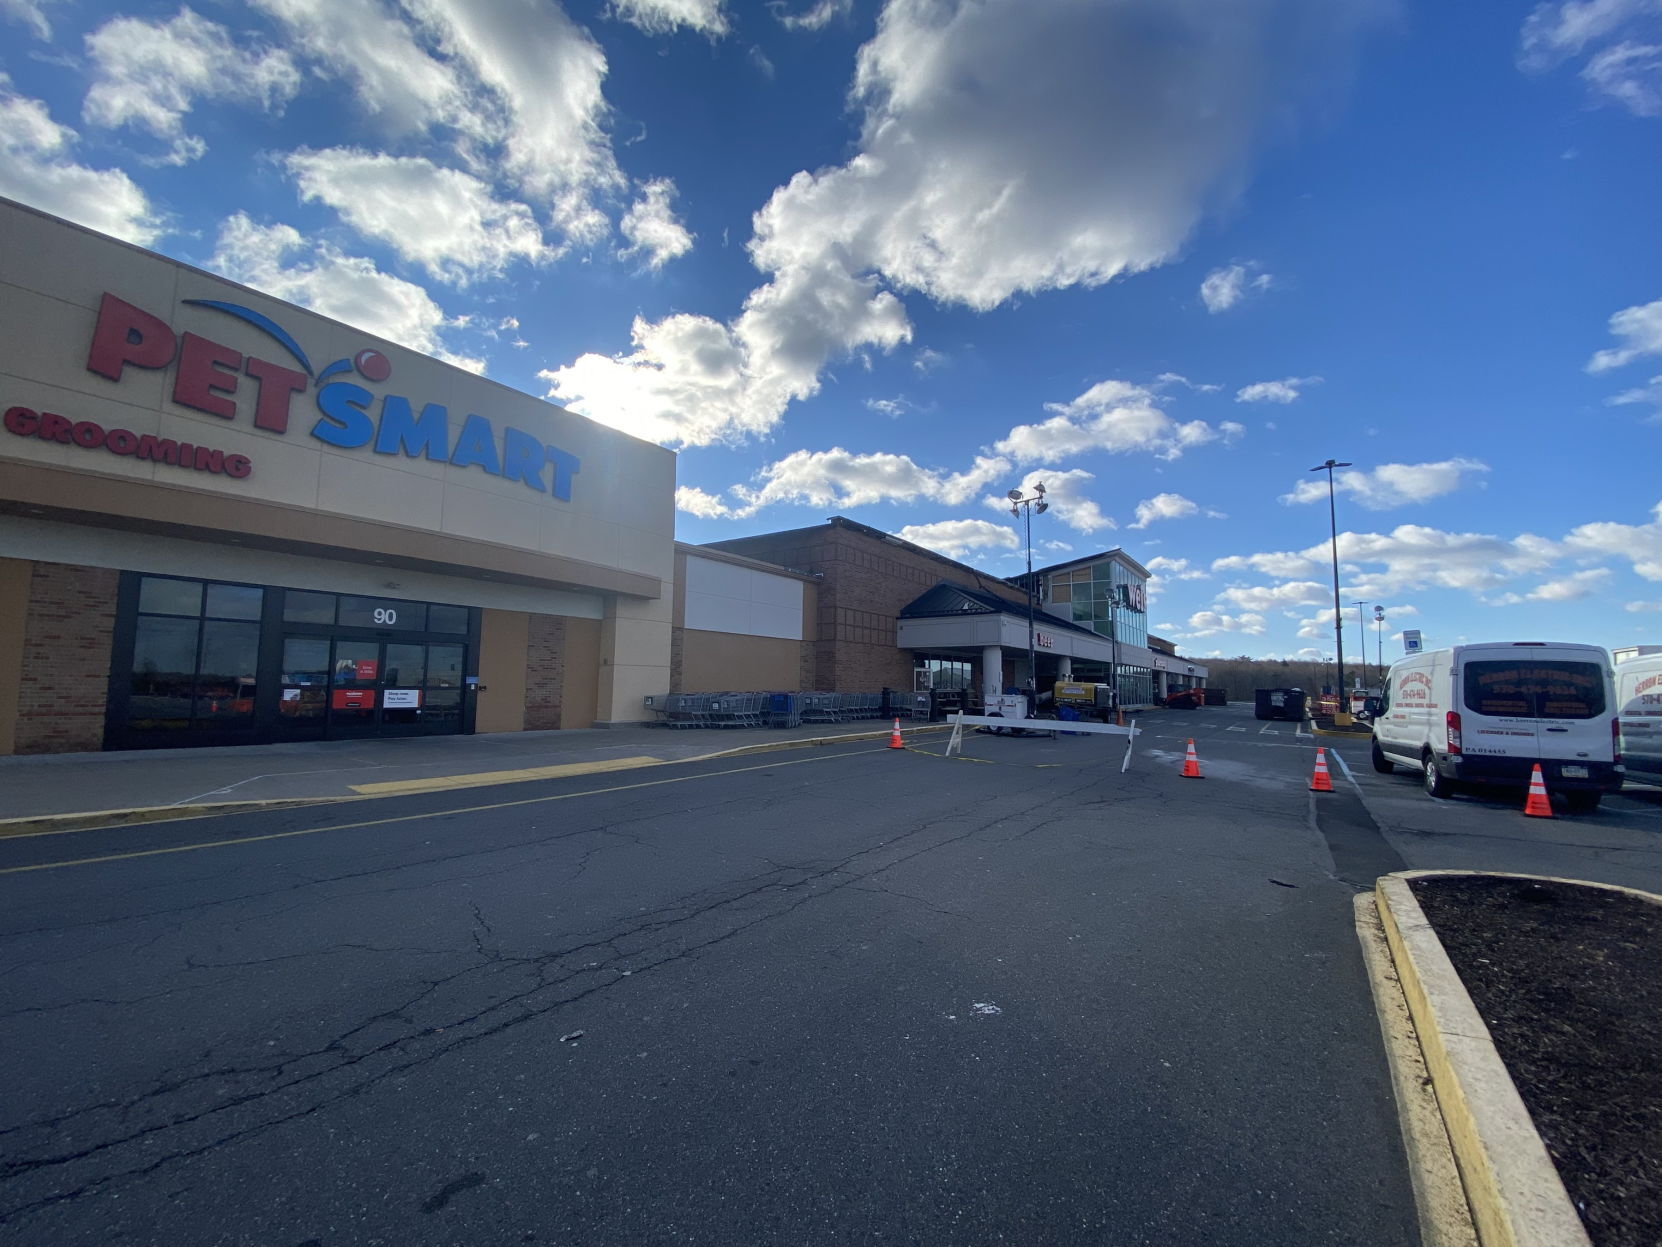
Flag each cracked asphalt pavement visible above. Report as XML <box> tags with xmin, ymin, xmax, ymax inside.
<box><xmin>0</xmin><ymin>709</ymin><xmax>1456</xmax><ymax>1246</ymax></box>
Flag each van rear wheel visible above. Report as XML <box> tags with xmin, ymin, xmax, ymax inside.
<box><xmin>1565</xmin><ymin>791</ymin><xmax>1602</xmax><ymax>814</ymax></box>
<box><xmin>1422</xmin><ymin>754</ymin><xmax>1451</xmax><ymax>799</ymax></box>
<box><xmin>1370</xmin><ymin>739</ymin><xmax>1394</xmax><ymax>774</ymax></box>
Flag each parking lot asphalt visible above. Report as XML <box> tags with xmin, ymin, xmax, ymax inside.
<box><xmin>9</xmin><ymin>699</ymin><xmax>1645</xmax><ymax>1245</ymax></box>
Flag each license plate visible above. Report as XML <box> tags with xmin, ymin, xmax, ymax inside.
<box><xmin>1560</xmin><ymin>765</ymin><xmax>1589</xmax><ymax>779</ymax></box>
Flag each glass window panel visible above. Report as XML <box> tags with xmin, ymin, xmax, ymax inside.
<box><xmin>280</xmin><ymin>636</ymin><xmax>330</xmax><ymax>720</ymax></box>
<box><xmin>338</xmin><ymin>595</ymin><xmax>426</xmax><ymax>631</ymax></box>
<box><xmin>330</xmin><ymin>640</ymin><xmax>380</xmax><ymax>724</ymax></box>
<box><xmin>427</xmin><ymin>604</ymin><xmax>470</xmax><ymax>634</ymax></box>
<box><xmin>1051</xmin><ymin>584</ymin><xmax>1071</xmax><ymax>604</ymax></box>
<box><xmin>1070</xmin><ymin>569</ymin><xmax>1090</xmax><ymax>583</ymax></box>
<box><xmin>195</xmin><ymin>621</ymin><xmax>260</xmax><ymax>721</ymax></box>
<box><xmin>383</xmin><ymin>644</ymin><xmax>426</xmax><ymax>688</ymax></box>
<box><xmin>1072</xmin><ymin>600</ymin><xmax>1092</xmax><ymax>622</ymax></box>
<box><xmin>421</xmin><ymin>688</ymin><xmax>463</xmax><ymax>728</ymax></box>
<box><xmin>204</xmin><ymin>583</ymin><xmax>263</xmax><ymax>620</ymax></box>
<box><xmin>426</xmin><ymin>645</ymin><xmax>465</xmax><ymax>688</ymax></box>
<box><xmin>129</xmin><ymin>616</ymin><xmax>199</xmax><ymax>729</ymax></box>
<box><xmin>1092</xmin><ymin>564</ymin><xmax>1112</xmax><ymax>581</ymax></box>
<box><xmin>332</xmin><ymin>640</ymin><xmax>380</xmax><ymax>686</ymax></box>
<box><xmin>139</xmin><ymin>576</ymin><xmax>202</xmax><ymax>617</ymax></box>
<box><xmin>284</xmin><ymin>590</ymin><xmax>336</xmax><ymax>624</ymax></box>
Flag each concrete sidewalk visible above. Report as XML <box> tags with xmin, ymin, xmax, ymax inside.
<box><xmin>0</xmin><ymin>721</ymin><xmax>932</xmax><ymax>820</ymax></box>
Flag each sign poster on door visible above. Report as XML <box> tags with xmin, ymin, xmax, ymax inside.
<box><xmin>354</xmin><ymin>658</ymin><xmax>379</xmax><ymax>680</ymax></box>
<box><xmin>383</xmin><ymin>689</ymin><xmax>422</xmax><ymax>709</ymax></box>
<box><xmin>332</xmin><ymin>688</ymin><xmax>377</xmax><ymax>710</ymax></box>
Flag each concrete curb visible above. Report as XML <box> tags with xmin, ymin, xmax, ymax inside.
<box><xmin>1353</xmin><ymin>892</ymin><xmax>1479</xmax><ymax>1247</ymax></box>
<box><xmin>1311</xmin><ymin>724</ymin><xmax>1374</xmax><ymax>739</ymax></box>
<box><xmin>0</xmin><ymin>797</ymin><xmax>361</xmax><ymax>840</ymax></box>
<box><xmin>0</xmin><ymin>726</ymin><xmax>946</xmax><ymax>837</ymax></box>
<box><xmin>1374</xmin><ymin>870</ymin><xmax>1596</xmax><ymax>1247</ymax></box>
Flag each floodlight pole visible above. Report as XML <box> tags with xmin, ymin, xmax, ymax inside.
<box><xmin>1351</xmin><ymin>600</ymin><xmax>1368</xmax><ymax>689</ymax></box>
<box><xmin>1008</xmin><ymin>484</ymin><xmax>1048</xmax><ymax>706</ymax></box>
<box><xmin>1310</xmin><ymin>458</ymin><xmax>1353</xmax><ymax>716</ymax></box>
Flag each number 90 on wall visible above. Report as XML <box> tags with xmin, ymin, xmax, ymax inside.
<box><xmin>372</xmin><ymin>607</ymin><xmax>397</xmax><ymax>625</ymax></box>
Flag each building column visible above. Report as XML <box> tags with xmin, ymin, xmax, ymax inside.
<box><xmin>982</xmin><ymin>645</ymin><xmax>1003</xmax><ymax>697</ymax></box>
<box><xmin>593</xmin><ymin>590</ymin><xmax>673</xmax><ymax>728</ymax></box>
<box><xmin>1057</xmin><ymin>655</ymin><xmax>1072</xmax><ymax>680</ymax></box>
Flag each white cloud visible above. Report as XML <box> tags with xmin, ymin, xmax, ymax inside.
<box><xmin>894</xmin><ymin>519</ymin><xmax>1019</xmax><ymax>561</ymax></box>
<box><xmin>1520</xmin><ymin>1</ymin><xmax>1662</xmax><ymax>115</ymax></box>
<box><xmin>1</xmin><ymin>0</ymin><xmax>58</xmax><ymax>40</ymax></box>
<box><xmin>773</xmin><ymin>0</ymin><xmax>852</xmax><ymax>31</ymax></box>
<box><xmin>1280</xmin><ymin>458</ymin><xmax>1488</xmax><ymax>510</ymax></box>
<box><xmin>1215</xmin><ymin>580</ymin><xmax>1333</xmax><ymax>613</ymax></box>
<box><xmin>995</xmin><ymin>380</ymin><xmax>1237</xmax><ymax>463</ymax></box>
<box><xmin>83</xmin><ymin>8</ymin><xmax>299</xmax><ymax>165</ymax></box>
<box><xmin>1491</xmin><ymin>568</ymin><xmax>1613</xmax><ymax>604</ymax></box>
<box><xmin>287</xmin><ymin>149</ymin><xmax>551</xmax><ymax>283</ymax></box>
<box><xmin>1042</xmin><ymin>540</ymin><xmax>1075</xmax><ymax>554</ymax></box>
<box><xmin>984</xmin><ymin>468</ymin><xmax>1114</xmax><ymax>534</ymax></box>
<box><xmin>1588</xmin><ymin>297</ymin><xmax>1662</xmax><ymax>372</ymax></box>
<box><xmin>1564</xmin><ymin>500</ymin><xmax>1662</xmax><ymax>579</ymax></box>
<box><xmin>1156</xmin><ymin>372</ymin><xmax>1222</xmax><ymax>394</ymax></box>
<box><xmin>722</xmin><ymin>446</ymin><xmax>1009</xmax><ymax>516</ymax></box>
<box><xmin>1626</xmin><ymin>599</ymin><xmax>1662</xmax><ymax>612</ymax></box>
<box><xmin>618</xmin><ymin>179</ymin><xmax>694</xmax><ymax>270</ymax></box>
<box><xmin>1145</xmin><ymin>556</ymin><xmax>1207</xmax><ymax>581</ymax></box>
<box><xmin>1215</xmin><ymin>525</ymin><xmax>1561</xmax><ymax>603</ymax></box>
<box><xmin>1235</xmin><ymin>376</ymin><xmax>1321</xmax><ymax>404</ymax></box>
<box><xmin>1186</xmin><ymin>611</ymin><xmax>1267</xmax><ymax>637</ymax></box>
<box><xmin>209</xmin><ymin>213</ymin><xmax>483</xmax><ymax>373</ymax></box>
<box><xmin>256</xmin><ymin>0</ymin><xmax>625</xmax><ymax>244</ymax></box>
<box><xmin>913</xmin><ymin>347</ymin><xmax>947</xmax><ymax>374</ymax></box>
<box><xmin>251</xmin><ymin>0</ymin><xmax>460</xmax><ymax>134</ymax></box>
<box><xmin>1200</xmin><ymin>262</ymin><xmax>1272</xmax><ymax>313</ymax></box>
<box><xmin>545</xmin><ymin>0</ymin><xmax>1378</xmax><ymax>445</ymax></box>
<box><xmin>1130</xmin><ymin>492</ymin><xmax>1201</xmax><ymax>529</ymax></box>
<box><xmin>611</xmin><ymin>0</ymin><xmax>729</xmax><ymax>36</ymax></box>
<box><xmin>0</xmin><ymin>78</ymin><xmax>160</xmax><ymax>245</ymax></box>
<box><xmin>675</xmin><ymin>485</ymin><xmax>736</xmax><ymax>518</ymax></box>
<box><xmin>1609</xmin><ymin>374</ymin><xmax>1662</xmax><ymax>412</ymax></box>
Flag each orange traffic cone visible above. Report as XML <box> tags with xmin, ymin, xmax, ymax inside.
<box><xmin>888</xmin><ymin>717</ymin><xmax>904</xmax><ymax>750</ymax></box>
<box><xmin>1309</xmin><ymin>747</ymin><xmax>1334</xmax><ymax>792</ymax></box>
<box><xmin>1180</xmin><ymin>738</ymin><xmax>1203</xmax><ymax>778</ymax></box>
<box><xmin>1524</xmin><ymin>764</ymin><xmax>1553</xmax><ymax>818</ymax></box>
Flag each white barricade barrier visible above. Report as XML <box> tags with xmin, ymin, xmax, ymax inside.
<box><xmin>945</xmin><ymin>713</ymin><xmax>1140</xmax><ymax>771</ymax></box>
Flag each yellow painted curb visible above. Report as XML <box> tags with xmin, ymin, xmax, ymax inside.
<box><xmin>351</xmin><ymin>755</ymin><xmax>664</xmax><ymax>795</ymax></box>
<box><xmin>1375</xmin><ymin>871</ymin><xmax>1598</xmax><ymax>1247</ymax></box>
<box><xmin>1353</xmin><ymin>892</ymin><xmax>1479</xmax><ymax>1247</ymax></box>
<box><xmin>685</xmin><ymin>723</ymin><xmax>950</xmax><ymax>762</ymax></box>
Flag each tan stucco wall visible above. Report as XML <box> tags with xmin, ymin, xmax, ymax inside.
<box><xmin>0</xmin><ymin>557</ymin><xmax>31</xmax><ymax>754</ymax></box>
<box><xmin>562</xmin><ymin>616</ymin><xmax>601</xmax><ymax>728</ymax></box>
<box><xmin>475</xmin><ymin>608</ymin><xmax>530</xmax><ymax>734</ymax></box>
<box><xmin>679</xmin><ymin>630</ymin><xmax>804</xmax><ymax>693</ymax></box>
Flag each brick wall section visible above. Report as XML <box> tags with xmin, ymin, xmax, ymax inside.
<box><xmin>708</xmin><ymin>523</ymin><xmax>1029</xmax><ymax>693</ymax></box>
<box><xmin>15</xmin><ymin>562</ymin><xmax>118</xmax><ymax>754</ymax></box>
<box><xmin>524</xmin><ymin>614</ymin><xmax>566</xmax><ymax>730</ymax></box>
<box><xmin>669</xmin><ymin>626</ymin><xmax>684</xmax><ymax>691</ymax></box>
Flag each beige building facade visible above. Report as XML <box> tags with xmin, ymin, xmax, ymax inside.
<box><xmin>0</xmin><ymin>198</ymin><xmax>674</xmax><ymax>753</ymax></box>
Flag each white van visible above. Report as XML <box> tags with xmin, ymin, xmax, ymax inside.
<box><xmin>1370</xmin><ymin>641</ymin><xmax>1622</xmax><ymax>811</ymax></box>
<box><xmin>1614</xmin><ymin>651</ymin><xmax>1662</xmax><ymax>786</ymax></box>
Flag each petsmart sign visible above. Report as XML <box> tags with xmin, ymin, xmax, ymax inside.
<box><xmin>6</xmin><ymin>293</ymin><xmax>581</xmax><ymax>500</ymax></box>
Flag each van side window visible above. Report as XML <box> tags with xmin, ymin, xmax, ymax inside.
<box><xmin>1463</xmin><ymin>661</ymin><xmax>1606</xmax><ymax>719</ymax></box>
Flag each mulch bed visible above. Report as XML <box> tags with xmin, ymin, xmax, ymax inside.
<box><xmin>1410</xmin><ymin>875</ymin><xmax>1662</xmax><ymax>1247</ymax></box>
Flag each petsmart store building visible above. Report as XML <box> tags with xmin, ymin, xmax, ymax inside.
<box><xmin>0</xmin><ymin>198</ymin><xmax>674</xmax><ymax>754</ymax></box>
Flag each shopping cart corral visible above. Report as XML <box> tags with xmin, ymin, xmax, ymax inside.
<box><xmin>645</xmin><ymin>691</ymin><xmax>902</xmax><ymax>730</ymax></box>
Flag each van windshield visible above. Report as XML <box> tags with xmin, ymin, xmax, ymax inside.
<box><xmin>1463</xmin><ymin>661</ymin><xmax>1606</xmax><ymax>719</ymax></box>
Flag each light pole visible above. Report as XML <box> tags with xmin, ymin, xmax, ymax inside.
<box><xmin>1310</xmin><ymin>458</ymin><xmax>1352</xmax><ymax>719</ymax></box>
<box><xmin>1351</xmin><ymin>600</ymin><xmax>1368</xmax><ymax>690</ymax></box>
<box><xmin>1008</xmin><ymin>482</ymin><xmax>1049</xmax><ymax>706</ymax></box>
<box><xmin>1374</xmin><ymin>605</ymin><xmax>1385</xmax><ymax>682</ymax></box>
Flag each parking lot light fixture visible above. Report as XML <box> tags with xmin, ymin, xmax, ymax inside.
<box><xmin>1009</xmin><ymin>483</ymin><xmax>1049</xmax><ymax>703</ymax></box>
<box><xmin>1310</xmin><ymin>459</ymin><xmax>1352</xmax><ymax>719</ymax></box>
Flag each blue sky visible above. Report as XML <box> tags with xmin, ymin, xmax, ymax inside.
<box><xmin>3</xmin><ymin>0</ymin><xmax>1661</xmax><ymax>664</ymax></box>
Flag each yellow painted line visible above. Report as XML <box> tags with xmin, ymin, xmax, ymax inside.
<box><xmin>349</xmin><ymin>755</ymin><xmax>664</xmax><ymax>795</ymax></box>
<box><xmin>0</xmin><ymin>747</ymin><xmax>887</xmax><ymax>876</ymax></box>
